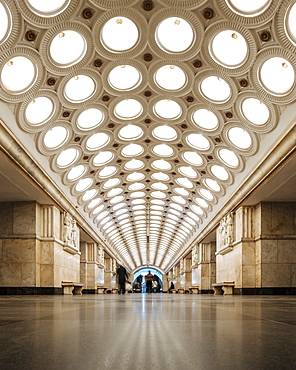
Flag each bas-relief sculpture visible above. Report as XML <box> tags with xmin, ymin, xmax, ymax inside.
<box><xmin>192</xmin><ymin>245</ymin><xmax>199</xmax><ymax>268</ymax></box>
<box><xmin>217</xmin><ymin>212</ymin><xmax>234</xmax><ymax>255</ymax></box>
<box><xmin>63</xmin><ymin>212</ymin><xmax>80</xmax><ymax>254</ymax></box>
<box><xmin>97</xmin><ymin>245</ymin><xmax>105</xmax><ymax>268</ymax></box>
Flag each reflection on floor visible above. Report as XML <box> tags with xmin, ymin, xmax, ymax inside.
<box><xmin>0</xmin><ymin>294</ymin><xmax>295</xmax><ymax>370</ymax></box>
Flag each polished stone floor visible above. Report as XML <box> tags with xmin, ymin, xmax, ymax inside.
<box><xmin>0</xmin><ymin>294</ymin><xmax>295</xmax><ymax>370</ymax></box>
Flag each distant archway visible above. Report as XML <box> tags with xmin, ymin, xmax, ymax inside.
<box><xmin>133</xmin><ymin>267</ymin><xmax>163</xmax><ymax>293</ymax></box>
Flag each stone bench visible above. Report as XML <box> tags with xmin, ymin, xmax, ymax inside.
<box><xmin>97</xmin><ymin>286</ymin><xmax>108</xmax><ymax>294</ymax></box>
<box><xmin>212</xmin><ymin>282</ymin><xmax>235</xmax><ymax>296</ymax></box>
<box><xmin>188</xmin><ymin>286</ymin><xmax>199</xmax><ymax>294</ymax></box>
<box><xmin>111</xmin><ymin>288</ymin><xmax>118</xmax><ymax>294</ymax></box>
<box><xmin>178</xmin><ymin>288</ymin><xmax>185</xmax><ymax>294</ymax></box>
<box><xmin>62</xmin><ymin>281</ymin><xmax>84</xmax><ymax>295</ymax></box>
<box><xmin>170</xmin><ymin>289</ymin><xmax>177</xmax><ymax>294</ymax></box>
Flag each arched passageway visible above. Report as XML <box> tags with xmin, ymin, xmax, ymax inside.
<box><xmin>133</xmin><ymin>268</ymin><xmax>162</xmax><ymax>293</ymax></box>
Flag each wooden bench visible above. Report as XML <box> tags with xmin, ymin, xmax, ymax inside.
<box><xmin>62</xmin><ymin>281</ymin><xmax>84</xmax><ymax>295</ymax></box>
<box><xmin>97</xmin><ymin>286</ymin><xmax>108</xmax><ymax>294</ymax></box>
<box><xmin>188</xmin><ymin>286</ymin><xmax>199</xmax><ymax>294</ymax></box>
<box><xmin>212</xmin><ymin>282</ymin><xmax>235</xmax><ymax>296</ymax></box>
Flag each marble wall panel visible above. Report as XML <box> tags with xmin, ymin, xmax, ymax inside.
<box><xmin>13</xmin><ymin>202</ymin><xmax>36</xmax><ymax>235</ymax></box>
<box><xmin>40</xmin><ymin>242</ymin><xmax>54</xmax><ymax>264</ymax></box>
<box><xmin>0</xmin><ymin>263</ymin><xmax>21</xmax><ymax>285</ymax></box>
<box><xmin>242</xmin><ymin>242</ymin><xmax>256</xmax><ymax>265</ymax></box>
<box><xmin>192</xmin><ymin>267</ymin><xmax>200</xmax><ymax>286</ymax></box>
<box><xmin>262</xmin><ymin>264</ymin><xmax>292</xmax><ymax>287</ymax></box>
<box><xmin>261</xmin><ymin>203</ymin><xmax>295</xmax><ymax>235</ymax></box>
<box><xmin>242</xmin><ymin>265</ymin><xmax>256</xmax><ymax>287</ymax></box>
<box><xmin>0</xmin><ymin>202</ymin><xmax>13</xmax><ymax>234</ymax></box>
<box><xmin>40</xmin><ymin>264</ymin><xmax>54</xmax><ymax>286</ymax></box>
<box><xmin>277</xmin><ymin>240</ymin><xmax>296</xmax><ymax>263</ymax></box>
<box><xmin>21</xmin><ymin>262</ymin><xmax>37</xmax><ymax>286</ymax></box>
<box><xmin>292</xmin><ymin>264</ymin><xmax>296</xmax><ymax>287</ymax></box>
<box><xmin>254</xmin><ymin>203</ymin><xmax>262</xmax><ymax>238</ymax></box>
<box><xmin>261</xmin><ymin>240</ymin><xmax>277</xmax><ymax>263</ymax></box>
<box><xmin>2</xmin><ymin>239</ymin><xmax>36</xmax><ymax>263</ymax></box>
<box><xmin>96</xmin><ymin>267</ymin><xmax>104</xmax><ymax>286</ymax></box>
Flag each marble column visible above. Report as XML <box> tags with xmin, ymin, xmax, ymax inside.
<box><xmin>0</xmin><ymin>202</ymin><xmax>80</xmax><ymax>294</ymax></box>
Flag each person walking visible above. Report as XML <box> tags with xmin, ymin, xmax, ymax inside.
<box><xmin>117</xmin><ymin>265</ymin><xmax>128</xmax><ymax>294</ymax></box>
<box><xmin>146</xmin><ymin>270</ymin><xmax>154</xmax><ymax>293</ymax></box>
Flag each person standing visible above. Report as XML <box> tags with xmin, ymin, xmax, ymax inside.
<box><xmin>146</xmin><ymin>270</ymin><xmax>154</xmax><ymax>293</ymax></box>
<box><xmin>117</xmin><ymin>265</ymin><xmax>128</xmax><ymax>294</ymax></box>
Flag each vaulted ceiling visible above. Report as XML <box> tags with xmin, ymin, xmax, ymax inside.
<box><xmin>0</xmin><ymin>0</ymin><xmax>295</xmax><ymax>272</ymax></box>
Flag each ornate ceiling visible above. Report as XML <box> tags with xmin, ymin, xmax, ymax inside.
<box><xmin>0</xmin><ymin>0</ymin><xmax>295</xmax><ymax>272</ymax></box>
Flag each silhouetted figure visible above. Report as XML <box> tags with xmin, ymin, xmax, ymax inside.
<box><xmin>146</xmin><ymin>270</ymin><xmax>154</xmax><ymax>293</ymax></box>
<box><xmin>117</xmin><ymin>265</ymin><xmax>128</xmax><ymax>294</ymax></box>
<box><xmin>168</xmin><ymin>282</ymin><xmax>175</xmax><ymax>293</ymax></box>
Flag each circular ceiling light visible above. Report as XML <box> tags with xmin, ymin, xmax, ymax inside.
<box><xmin>25</xmin><ymin>97</ymin><xmax>54</xmax><ymax>125</ymax></box>
<box><xmin>108</xmin><ymin>65</ymin><xmax>141</xmax><ymax>90</ymax></box>
<box><xmin>151</xmin><ymin>182</ymin><xmax>168</xmax><ymax>191</ymax></box>
<box><xmin>192</xmin><ymin>109</ymin><xmax>219</xmax><ymax>130</ymax></box>
<box><xmin>118</xmin><ymin>124</ymin><xmax>144</xmax><ymax>141</ymax></box>
<box><xmin>99</xmin><ymin>166</ymin><xmax>117</xmax><ymax>178</ymax></box>
<box><xmin>0</xmin><ymin>2</ymin><xmax>11</xmax><ymax>43</ymax></box>
<box><xmin>226</xmin><ymin>0</ymin><xmax>271</xmax><ymax>17</ymax></box>
<box><xmin>75</xmin><ymin>177</ymin><xmax>93</xmax><ymax>192</ymax></box>
<box><xmin>26</xmin><ymin>0</ymin><xmax>69</xmax><ymax>16</ymax></box>
<box><xmin>154</xmin><ymin>99</ymin><xmax>182</xmax><ymax>119</ymax></box>
<box><xmin>107</xmin><ymin>188</ymin><xmax>123</xmax><ymax>197</ymax></box>
<box><xmin>152</xmin><ymin>144</ymin><xmax>174</xmax><ymax>157</ymax></box>
<box><xmin>178</xmin><ymin>166</ymin><xmax>197</xmax><ymax>178</ymax></box>
<box><xmin>121</xmin><ymin>143</ymin><xmax>144</xmax><ymax>157</ymax></box>
<box><xmin>64</xmin><ymin>75</ymin><xmax>95</xmax><ymax>102</ymax></box>
<box><xmin>152</xmin><ymin>159</ymin><xmax>171</xmax><ymax>171</ymax></box>
<box><xmin>156</xmin><ymin>17</ymin><xmax>194</xmax><ymax>53</ymax></box>
<box><xmin>110</xmin><ymin>195</ymin><xmax>125</xmax><ymax>204</ymax></box>
<box><xmin>174</xmin><ymin>187</ymin><xmax>189</xmax><ymax>196</ymax></box>
<box><xmin>218</xmin><ymin>148</ymin><xmax>239</xmax><ymax>167</ymax></box>
<box><xmin>93</xmin><ymin>151</ymin><xmax>113</xmax><ymax>166</ymax></box>
<box><xmin>259</xmin><ymin>57</ymin><xmax>295</xmax><ymax>95</ymax></box>
<box><xmin>77</xmin><ymin>108</ymin><xmax>104</xmax><ymax>131</ymax></box>
<box><xmin>186</xmin><ymin>133</ymin><xmax>210</xmax><ymax>151</ymax></box>
<box><xmin>211</xmin><ymin>30</ymin><xmax>248</xmax><ymax>68</ymax></box>
<box><xmin>171</xmin><ymin>196</ymin><xmax>186</xmax><ymax>205</ymax></box>
<box><xmin>195</xmin><ymin>197</ymin><xmax>208</xmax><ymax>208</ymax></box>
<box><xmin>187</xmin><ymin>212</ymin><xmax>200</xmax><ymax>222</ymax></box>
<box><xmin>56</xmin><ymin>148</ymin><xmax>79</xmax><ymax>168</ymax></box>
<box><xmin>241</xmin><ymin>98</ymin><xmax>270</xmax><ymax>125</ymax></box>
<box><xmin>82</xmin><ymin>189</ymin><xmax>97</xmax><ymax>202</ymax></box>
<box><xmin>151</xmin><ymin>191</ymin><xmax>166</xmax><ymax>199</ymax></box>
<box><xmin>286</xmin><ymin>3</ymin><xmax>296</xmax><ymax>44</ymax></box>
<box><xmin>190</xmin><ymin>204</ymin><xmax>204</xmax><ymax>215</ymax></box>
<box><xmin>200</xmin><ymin>188</ymin><xmax>214</xmax><ymax>201</ymax></box>
<box><xmin>210</xmin><ymin>165</ymin><xmax>229</xmax><ymax>180</ymax></box>
<box><xmin>155</xmin><ymin>65</ymin><xmax>186</xmax><ymax>90</ymax></box>
<box><xmin>103</xmin><ymin>178</ymin><xmax>120</xmax><ymax>189</ymax></box>
<box><xmin>200</xmin><ymin>76</ymin><xmax>231</xmax><ymax>102</ymax></box>
<box><xmin>176</xmin><ymin>178</ymin><xmax>193</xmax><ymax>188</ymax></box>
<box><xmin>1</xmin><ymin>56</ymin><xmax>35</xmax><ymax>92</ymax></box>
<box><xmin>205</xmin><ymin>178</ymin><xmax>221</xmax><ymax>192</ymax></box>
<box><xmin>128</xmin><ymin>182</ymin><xmax>145</xmax><ymax>191</ymax></box>
<box><xmin>44</xmin><ymin>126</ymin><xmax>68</xmax><ymax>149</ymax></box>
<box><xmin>152</xmin><ymin>125</ymin><xmax>178</xmax><ymax>141</ymax></box>
<box><xmin>151</xmin><ymin>172</ymin><xmax>170</xmax><ymax>181</ymax></box>
<box><xmin>182</xmin><ymin>151</ymin><xmax>203</xmax><ymax>166</ymax></box>
<box><xmin>67</xmin><ymin>165</ymin><xmax>85</xmax><ymax>181</ymax></box>
<box><xmin>88</xmin><ymin>199</ymin><xmax>103</xmax><ymax>210</ymax></box>
<box><xmin>102</xmin><ymin>17</ymin><xmax>139</xmax><ymax>52</ymax></box>
<box><xmin>86</xmin><ymin>132</ymin><xmax>109</xmax><ymax>151</ymax></box>
<box><xmin>126</xmin><ymin>172</ymin><xmax>145</xmax><ymax>182</ymax></box>
<box><xmin>114</xmin><ymin>99</ymin><xmax>143</xmax><ymax>120</ymax></box>
<box><xmin>124</xmin><ymin>159</ymin><xmax>144</xmax><ymax>170</ymax></box>
<box><xmin>228</xmin><ymin>127</ymin><xmax>252</xmax><ymax>149</ymax></box>
<box><xmin>50</xmin><ymin>30</ymin><xmax>86</xmax><ymax>67</ymax></box>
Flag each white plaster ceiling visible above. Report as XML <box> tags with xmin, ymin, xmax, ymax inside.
<box><xmin>0</xmin><ymin>0</ymin><xmax>295</xmax><ymax>272</ymax></box>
